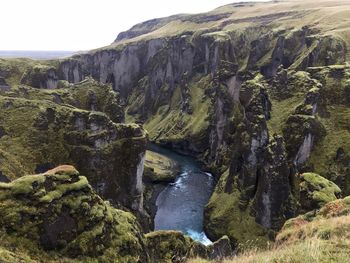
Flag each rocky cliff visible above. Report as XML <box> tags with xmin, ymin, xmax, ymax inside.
<box><xmin>39</xmin><ymin>0</ymin><xmax>350</xmax><ymax>246</ymax></box>
<box><xmin>0</xmin><ymin>65</ymin><xmax>146</xmax><ymax>215</ymax></box>
<box><xmin>1</xmin><ymin>0</ymin><xmax>350</xmax><ymax>255</ymax></box>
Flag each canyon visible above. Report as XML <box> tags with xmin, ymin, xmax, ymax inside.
<box><xmin>0</xmin><ymin>0</ymin><xmax>350</xmax><ymax>262</ymax></box>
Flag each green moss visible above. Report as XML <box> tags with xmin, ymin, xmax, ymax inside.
<box><xmin>308</xmin><ymin>106</ymin><xmax>350</xmax><ymax>176</ymax></box>
<box><xmin>0</xmin><ymin>174</ymin><xmax>46</xmax><ymax>200</ymax></box>
<box><xmin>0</xmin><ymin>58</ymin><xmax>56</xmax><ymax>87</ymax></box>
<box><xmin>144</xmin><ymin>75</ymin><xmax>211</xmax><ymax>148</ymax></box>
<box><xmin>300</xmin><ymin>172</ymin><xmax>341</xmax><ymax>207</ymax></box>
<box><xmin>146</xmin><ymin>230</ymin><xmax>206</xmax><ymax>263</ymax></box>
<box><xmin>204</xmin><ymin>170</ymin><xmax>269</xmax><ymax>249</ymax></box>
<box><xmin>267</xmin><ymin>95</ymin><xmax>305</xmax><ymax>135</ymax></box>
<box><xmin>144</xmin><ymin>150</ymin><xmax>178</xmax><ymax>182</ymax></box>
<box><xmin>39</xmin><ymin>176</ymin><xmax>89</xmax><ymax>203</ymax></box>
<box><xmin>0</xmin><ymin>166</ymin><xmax>148</xmax><ymax>262</ymax></box>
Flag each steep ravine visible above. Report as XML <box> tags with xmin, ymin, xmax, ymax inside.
<box><xmin>149</xmin><ymin>144</ymin><xmax>215</xmax><ymax>245</ymax></box>
<box><xmin>1</xmin><ymin>0</ymin><xmax>350</xmax><ymax>258</ymax></box>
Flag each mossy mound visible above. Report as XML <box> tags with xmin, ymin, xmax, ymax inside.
<box><xmin>144</xmin><ymin>150</ymin><xmax>179</xmax><ymax>183</ymax></box>
<box><xmin>298</xmin><ymin>172</ymin><xmax>341</xmax><ymax>211</ymax></box>
<box><xmin>0</xmin><ymin>165</ymin><xmax>148</xmax><ymax>262</ymax></box>
<box><xmin>1</xmin><ymin>77</ymin><xmax>124</xmax><ymax>123</ymax></box>
<box><xmin>146</xmin><ymin>231</ymin><xmax>233</xmax><ymax>262</ymax></box>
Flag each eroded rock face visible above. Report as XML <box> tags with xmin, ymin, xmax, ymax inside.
<box><xmin>254</xmin><ymin>135</ymin><xmax>295</xmax><ymax>230</ymax></box>
<box><xmin>0</xmin><ymin>77</ymin><xmax>10</xmax><ymax>92</ymax></box>
<box><xmin>0</xmin><ymin>94</ymin><xmax>147</xmax><ymax>213</ymax></box>
<box><xmin>0</xmin><ymin>1</ymin><xmax>349</xmax><ymax>253</ymax></box>
<box><xmin>21</xmin><ymin>65</ymin><xmax>58</xmax><ymax>89</ymax></box>
<box><xmin>205</xmin><ymin>65</ymin><xmax>350</xmax><ymax>246</ymax></box>
<box><xmin>53</xmin><ymin>25</ymin><xmax>346</xmax><ymax>168</ymax></box>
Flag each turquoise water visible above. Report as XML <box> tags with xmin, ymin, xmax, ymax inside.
<box><xmin>151</xmin><ymin>144</ymin><xmax>214</xmax><ymax>245</ymax></box>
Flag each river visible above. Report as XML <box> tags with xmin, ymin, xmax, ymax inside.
<box><xmin>150</xmin><ymin>144</ymin><xmax>214</xmax><ymax>245</ymax></box>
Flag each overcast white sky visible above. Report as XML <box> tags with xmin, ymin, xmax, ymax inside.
<box><xmin>0</xmin><ymin>0</ymin><xmax>268</xmax><ymax>51</ymax></box>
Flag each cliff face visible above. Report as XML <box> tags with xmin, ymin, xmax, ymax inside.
<box><xmin>54</xmin><ymin>28</ymin><xmax>345</xmax><ymax>164</ymax></box>
<box><xmin>0</xmin><ymin>72</ymin><xmax>146</xmax><ymax>215</ymax></box>
<box><xmin>1</xmin><ymin>0</ymin><xmax>350</xmax><ymax>251</ymax></box>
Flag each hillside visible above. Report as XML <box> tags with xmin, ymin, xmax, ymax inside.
<box><xmin>113</xmin><ymin>0</ymin><xmax>350</xmax><ymax>51</ymax></box>
<box><xmin>190</xmin><ymin>196</ymin><xmax>350</xmax><ymax>262</ymax></box>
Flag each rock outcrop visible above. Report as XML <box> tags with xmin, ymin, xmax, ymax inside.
<box><xmin>146</xmin><ymin>231</ymin><xmax>233</xmax><ymax>263</ymax></box>
<box><xmin>297</xmin><ymin>172</ymin><xmax>341</xmax><ymax>212</ymax></box>
<box><xmin>0</xmin><ymin>165</ymin><xmax>148</xmax><ymax>262</ymax></box>
<box><xmin>21</xmin><ymin>64</ymin><xmax>59</xmax><ymax>89</ymax></box>
<box><xmin>143</xmin><ymin>150</ymin><xmax>180</xmax><ymax>224</ymax></box>
<box><xmin>0</xmin><ymin>82</ymin><xmax>146</xmax><ymax>214</ymax></box>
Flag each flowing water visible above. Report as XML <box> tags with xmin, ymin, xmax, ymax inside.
<box><xmin>150</xmin><ymin>144</ymin><xmax>214</xmax><ymax>245</ymax></box>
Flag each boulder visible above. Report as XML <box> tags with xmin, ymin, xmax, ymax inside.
<box><xmin>207</xmin><ymin>235</ymin><xmax>234</xmax><ymax>260</ymax></box>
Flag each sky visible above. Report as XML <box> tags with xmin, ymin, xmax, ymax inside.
<box><xmin>0</xmin><ymin>0</ymin><xmax>268</xmax><ymax>51</ymax></box>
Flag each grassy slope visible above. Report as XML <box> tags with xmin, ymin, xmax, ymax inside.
<box><xmin>144</xmin><ymin>76</ymin><xmax>211</xmax><ymax>145</ymax></box>
<box><xmin>109</xmin><ymin>0</ymin><xmax>350</xmax><ymax>51</ymax></box>
<box><xmin>191</xmin><ymin>197</ymin><xmax>350</xmax><ymax>263</ymax></box>
<box><xmin>205</xmin><ymin>171</ymin><xmax>269</xmax><ymax>249</ymax></box>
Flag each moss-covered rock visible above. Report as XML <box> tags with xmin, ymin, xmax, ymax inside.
<box><xmin>144</xmin><ymin>150</ymin><xmax>179</xmax><ymax>183</ymax></box>
<box><xmin>143</xmin><ymin>150</ymin><xmax>180</xmax><ymax>225</ymax></box>
<box><xmin>0</xmin><ymin>94</ymin><xmax>146</xmax><ymax>213</ymax></box>
<box><xmin>204</xmin><ymin>170</ymin><xmax>269</xmax><ymax>249</ymax></box>
<box><xmin>298</xmin><ymin>172</ymin><xmax>341</xmax><ymax>211</ymax></box>
<box><xmin>146</xmin><ymin>231</ymin><xmax>233</xmax><ymax>262</ymax></box>
<box><xmin>146</xmin><ymin>230</ymin><xmax>205</xmax><ymax>263</ymax></box>
<box><xmin>0</xmin><ymin>165</ymin><xmax>148</xmax><ymax>262</ymax></box>
<box><xmin>20</xmin><ymin>64</ymin><xmax>58</xmax><ymax>89</ymax></box>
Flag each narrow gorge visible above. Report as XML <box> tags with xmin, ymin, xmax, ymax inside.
<box><xmin>150</xmin><ymin>145</ymin><xmax>214</xmax><ymax>245</ymax></box>
<box><xmin>0</xmin><ymin>0</ymin><xmax>350</xmax><ymax>262</ymax></box>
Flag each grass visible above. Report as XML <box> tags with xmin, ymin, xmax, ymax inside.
<box><xmin>189</xmin><ymin>213</ymin><xmax>350</xmax><ymax>263</ymax></box>
<box><xmin>144</xmin><ymin>75</ymin><xmax>211</xmax><ymax>146</ymax></box>
<box><xmin>267</xmin><ymin>95</ymin><xmax>305</xmax><ymax>136</ymax></box>
<box><xmin>308</xmin><ymin>105</ymin><xmax>350</xmax><ymax>176</ymax></box>
<box><xmin>108</xmin><ymin>0</ymin><xmax>350</xmax><ymax>60</ymax></box>
<box><xmin>204</xmin><ymin>170</ymin><xmax>269</xmax><ymax>249</ymax></box>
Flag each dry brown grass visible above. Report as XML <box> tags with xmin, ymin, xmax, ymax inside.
<box><xmin>188</xmin><ymin>214</ymin><xmax>350</xmax><ymax>263</ymax></box>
